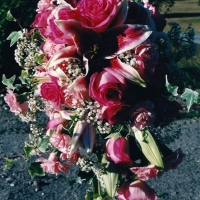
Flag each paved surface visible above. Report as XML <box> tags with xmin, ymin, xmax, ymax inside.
<box><xmin>0</xmin><ymin>96</ymin><xmax>200</xmax><ymax>200</ymax></box>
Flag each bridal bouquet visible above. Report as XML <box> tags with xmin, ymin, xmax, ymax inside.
<box><xmin>3</xmin><ymin>0</ymin><xmax>198</xmax><ymax>199</ymax></box>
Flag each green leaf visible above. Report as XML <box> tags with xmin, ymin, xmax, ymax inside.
<box><xmin>36</xmin><ymin>137</ymin><xmax>50</xmax><ymax>153</ymax></box>
<box><xmin>102</xmin><ymin>160</ymin><xmax>119</xmax><ymax>198</ymax></box>
<box><xmin>105</xmin><ymin>132</ymin><xmax>121</xmax><ymax>140</ymax></box>
<box><xmin>181</xmin><ymin>88</ymin><xmax>199</xmax><ymax>111</ymax></box>
<box><xmin>4</xmin><ymin>158</ymin><xmax>16</xmax><ymax>170</ymax></box>
<box><xmin>7</xmin><ymin>31</ymin><xmax>21</xmax><ymax>47</ymax></box>
<box><xmin>133</xmin><ymin>128</ymin><xmax>164</xmax><ymax>170</ymax></box>
<box><xmin>165</xmin><ymin>75</ymin><xmax>178</xmax><ymax>96</ymax></box>
<box><xmin>16</xmin><ymin>92</ymin><xmax>29</xmax><ymax>104</ymax></box>
<box><xmin>6</xmin><ymin>11</ymin><xmax>16</xmax><ymax>22</ymax></box>
<box><xmin>35</xmin><ymin>54</ymin><xmax>45</xmax><ymax>65</ymax></box>
<box><xmin>2</xmin><ymin>74</ymin><xmax>16</xmax><ymax>90</ymax></box>
<box><xmin>85</xmin><ymin>190</ymin><xmax>94</xmax><ymax>200</ymax></box>
<box><xmin>19</xmin><ymin>70</ymin><xmax>30</xmax><ymax>85</ymax></box>
<box><xmin>28</xmin><ymin>162</ymin><xmax>45</xmax><ymax>178</ymax></box>
<box><xmin>24</xmin><ymin>146</ymin><xmax>35</xmax><ymax>158</ymax></box>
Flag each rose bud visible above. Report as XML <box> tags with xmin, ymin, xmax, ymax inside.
<box><xmin>106</xmin><ymin>137</ymin><xmax>133</xmax><ymax>166</ymax></box>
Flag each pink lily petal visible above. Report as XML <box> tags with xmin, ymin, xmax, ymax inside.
<box><xmin>102</xmin><ymin>24</ymin><xmax>152</xmax><ymax>59</ymax></box>
<box><xmin>110</xmin><ymin>57</ymin><xmax>146</xmax><ymax>87</ymax></box>
<box><xmin>46</xmin><ymin>45</ymin><xmax>80</xmax><ymax>69</ymax></box>
<box><xmin>55</xmin><ymin>19</ymin><xmax>102</xmax><ymax>55</ymax></box>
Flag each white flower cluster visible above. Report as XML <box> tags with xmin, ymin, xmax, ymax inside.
<box><xmin>118</xmin><ymin>49</ymin><xmax>136</xmax><ymax>67</ymax></box>
<box><xmin>77</xmin><ymin>99</ymin><xmax>111</xmax><ymax>134</ymax></box>
<box><xmin>14</xmin><ymin>29</ymin><xmax>41</xmax><ymax>68</ymax></box>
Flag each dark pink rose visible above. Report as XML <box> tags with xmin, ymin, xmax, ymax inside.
<box><xmin>130</xmin><ymin>164</ymin><xmax>159</xmax><ymax>181</ymax></box>
<box><xmin>46</xmin><ymin>16</ymin><xmax>74</xmax><ymax>44</ymax></box>
<box><xmin>36</xmin><ymin>152</ymin><xmax>70</xmax><ymax>175</ymax></box>
<box><xmin>57</xmin><ymin>4</ymin><xmax>78</xmax><ymax>20</ymax></box>
<box><xmin>106</xmin><ymin>137</ymin><xmax>133</xmax><ymax>166</ymax></box>
<box><xmin>32</xmin><ymin>9</ymin><xmax>52</xmax><ymax>37</ymax></box>
<box><xmin>40</xmin><ymin>80</ymin><xmax>63</xmax><ymax>110</ymax></box>
<box><xmin>89</xmin><ymin>68</ymin><xmax>127</xmax><ymax>106</ymax></box>
<box><xmin>4</xmin><ymin>89</ymin><xmax>28</xmax><ymax>115</ymax></box>
<box><xmin>117</xmin><ymin>180</ymin><xmax>158</xmax><ymax>200</ymax></box>
<box><xmin>77</xmin><ymin>0</ymin><xmax>126</xmax><ymax>33</ymax></box>
<box><xmin>131</xmin><ymin>100</ymin><xmax>155</xmax><ymax>130</ymax></box>
<box><xmin>164</xmin><ymin>148</ymin><xmax>185</xmax><ymax>171</ymax></box>
<box><xmin>135</xmin><ymin>43</ymin><xmax>159</xmax><ymax>66</ymax></box>
<box><xmin>50</xmin><ymin>125</ymin><xmax>71</xmax><ymax>153</ymax></box>
<box><xmin>101</xmin><ymin>104</ymin><xmax>130</xmax><ymax>125</ymax></box>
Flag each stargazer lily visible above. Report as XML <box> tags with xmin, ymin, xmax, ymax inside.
<box><xmin>54</xmin><ymin>19</ymin><xmax>152</xmax><ymax>87</ymax></box>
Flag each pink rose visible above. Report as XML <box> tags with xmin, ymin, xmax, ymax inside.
<box><xmin>131</xmin><ymin>101</ymin><xmax>155</xmax><ymax>130</ymax></box>
<box><xmin>89</xmin><ymin>68</ymin><xmax>127</xmax><ymax>106</ymax></box>
<box><xmin>50</xmin><ymin>125</ymin><xmax>71</xmax><ymax>153</ymax></box>
<box><xmin>42</xmin><ymin>39</ymin><xmax>65</xmax><ymax>59</ymax></box>
<box><xmin>164</xmin><ymin>148</ymin><xmax>185</xmax><ymax>172</ymax></box>
<box><xmin>37</xmin><ymin>0</ymin><xmax>54</xmax><ymax>12</ymax></box>
<box><xmin>36</xmin><ymin>152</ymin><xmax>70</xmax><ymax>175</ymax></box>
<box><xmin>62</xmin><ymin>77</ymin><xmax>89</xmax><ymax>108</ymax></box>
<box><xmin>135</xmin><ymin>43</ymin><xmax>159</xmax><ymax>66</ymax></box>
<box><xmin>77</xmin><ymin>0</ymin><xmax>125</xmax><ymax>33</ymax></box>
<box><xmin>117</xmin><ymin>180</ymin><xmax>158</xmax><ymax>200</ymax></box>
<box><xmin>46</xmin><ymin>16</ymin><xmax>74</xmax><ymax>44</ymax></box>
<box><xmin>100</xmin><ymin>104</ymin><xmax>130</xmax><ymax>125</ymax></box>
<box><xmin>60</xmin><ymin>150</ymin><xmax>80</xmax><ymax>163</ymax></box>
<box><xmin>130</xmin><ymin>164</ymin><xmax>159</xmax><ymax>181</ymax></box>
<box><xmin>32</xmin><ymin>9</ymin><xmax>53</xmax><ymax>37</ymax></box>
<box><xmin>40</xmin><ymin>80</ymin><xmax>63</xmax><ymax>110</ymax></box>
<box><xmin>46</xmin><ymin>111</ymin><xmax>65</xmax><ymax>130</ymax></box>
<box><xmin>106</xmin><ymin>137</ymin><xmax>133</xmax><ymax>166</ymax></box>
<box><xmin>4</xmin><ymin>89</ymin><xmax>28</xmax><ymax>115</ymax></box>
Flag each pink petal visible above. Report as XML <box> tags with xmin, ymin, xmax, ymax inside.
<box><xmin>46</xmin><ymin>45</ymin><xmax>80</xmax><ymax>69</ymax></box>
<box><xmin>102</xmin><ymin>24</ymin><xmax>152</xmax><ymax>59</ymax></box>
<box><xmin>110</xmin><ymin>57</ymin><xmax>146</xmax><ymax>87</ymax></box>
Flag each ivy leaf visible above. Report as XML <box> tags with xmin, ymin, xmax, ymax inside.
<box><xmin>36</xmin><ymin>137</ymin><xmax>50</xmax><ymax>153</ymax></box>
<box><xmin>24</xmin><ymin>146</ymin><xmax>35</xmax><ymax>158</ymax></box>
<box><xmin>4</xmin><ymin>158</ymin><xmax>16</xmax><ymax>170</ymax></box>
<box><xmin>6</xmin><ymin>10</ymin><xmax>16</xmax><ymax>22</ymax></box>
<box><xmin>7</xmin><ymin>31</ymin><xmax>21</xmax><ymax>47</ymax></box>
<box><xmin>133</xmin><ymin>128</ymin><xmax>164</xmax><ymax>170</ymax></box>
<box><xmin>28</xmin><ymin>162</ymin><xmax>45</xmax><ymax>178</ymax></box>
<box><xmin>181</xmin><ymin>88</ymin><xmax>199</xmax><ymax>111</ymax></box>
<box><xmin>19</xmin><ymin>70</ymin><xmax>30</xmax><ymax>85</ymax></box>
<box><xmin>35</xmin><ymin>54</ymin><xmax>45</xmax><ymax>65</ymax></box>
<box><xmin>2</xmin><ymin>74</ymin><xmax>16</xmax><ymax>90</ymax></box>
<box><xmin>165</xmin><ymin>75</ymin><xmax>178</xmax><ymax>96</ymax></box>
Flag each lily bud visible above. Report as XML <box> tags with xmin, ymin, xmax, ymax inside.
<box><xmin>82</xmin><ymin>123</ymin><xmax>96</xmax><ymax>153</ymax></box>
<box><xmin>69</xmin><ymin>120</ymin><xmax>87</xmax><ymax>155</ymax></box>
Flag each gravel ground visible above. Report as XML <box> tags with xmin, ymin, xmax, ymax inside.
<box><xmin>0</xmin><ymin>95</ymin><xmax>200</xmax><ymax>200</ymax></box>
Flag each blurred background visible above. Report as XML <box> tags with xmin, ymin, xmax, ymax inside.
<box><xmin>0</xmin><ymin>0</ymin><xmax>199</xmax><ymax>92</ymax></box>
